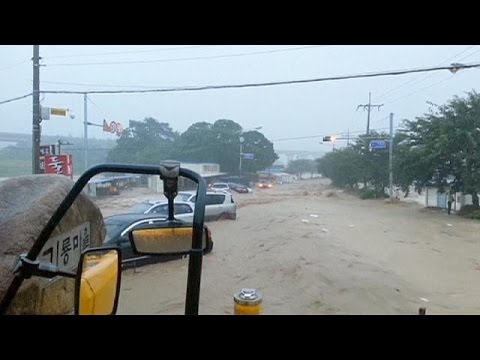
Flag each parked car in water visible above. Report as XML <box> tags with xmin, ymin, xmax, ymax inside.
<box><xmin>209</xmin><ymin>182</ymin><xmax>231</xmax><ymax>192</ymax></box>
<box><xmin>227</xmin><ymin>182</ymin><xmax>250</xmax><ymax>194</ymax></box>
<box><xmin>103</xmin><ymin>213</ymin><xmax>213</xmax><ymax>267</ymax></box>
<box><xmin>177</xmin><ymin>190</ymin><xmax>237</xmax><ymax>220</ymax></box>
<box><xmin>128</xmin><ymin>200</ymin><xmax>195</xmax><ymax>222</ymax></box>
<box><xmin>258</xmin><ymin>180</ymin><xmax>273</xmax><ymax>189</ymax></box>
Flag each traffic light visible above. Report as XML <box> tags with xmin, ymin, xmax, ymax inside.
<box><xmin>323</xmin><ymin>136</ymin><xmax>336</xmax><ymax>142</ymax></box>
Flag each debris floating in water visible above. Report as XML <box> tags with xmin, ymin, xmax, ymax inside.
<box><xmin>419</xmin><ymin>297</ymin><xmax>429</xmax><ymax>302</ymax></box>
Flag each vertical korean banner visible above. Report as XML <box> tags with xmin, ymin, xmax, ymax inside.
<box><xmin>45</xmin><ymin>154</ymin><xmax>73</xmax><ymax>179</ymax></box>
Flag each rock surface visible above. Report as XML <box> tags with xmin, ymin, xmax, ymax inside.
<box><xmin>0</xmin><ymin>175</ymin><xmax>105</xmax><ymax>314</ymax></box>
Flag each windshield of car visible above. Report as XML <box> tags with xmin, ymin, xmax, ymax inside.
<box><xmin>5</xmin><ymin>45</ymin><xmax>480</xmax><ymax>315</ymax></box>
<box><xmin>129</xmin><ymin>202</ymin><xmax>153</xmax><ymax>214</ymax></box>
<box><xmin>104</xmin><ymin>220</ymin><xmax>127</xmax><ymax>243</ymax></box>
<box><xmin>177</xmin><ymin>193</ymin><xmax>193</xmax><ymax>201</ymax></box>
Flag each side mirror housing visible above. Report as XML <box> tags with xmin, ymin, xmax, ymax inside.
<box><xmin>74</xmin><ymin>247</ymin><xmax>122</xmax><ymax>315</ymax></box>
<box><xmin>129</xmin><ymin>225</ymin><xmax>206</xmax><ymax>256</ymax></box>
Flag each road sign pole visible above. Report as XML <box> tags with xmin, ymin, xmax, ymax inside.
<box><xmin>239</xmin><ymin>142</ymin><xmax>243</xmax><ymax>176</ymax></box>
<box><xmin>32</xmin><ymin>45</ymin><xmax>41</xmax><ymax>174</ymax></box>
<box><xmin>84</xmin><ymin>93</ymin><xmax>88</xmax><ymax>172</ymax></box>
<box><xmin>389</xmin><ymin>113</ymin><xmax>394</xmax><ymax>199</ymax></box>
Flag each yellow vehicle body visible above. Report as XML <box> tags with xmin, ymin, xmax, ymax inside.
<box><xmin>79</xmin><ymin>251</ymin><xmax>119</xmax><ymax>315</ymax></box>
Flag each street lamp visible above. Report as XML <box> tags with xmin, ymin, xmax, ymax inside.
<box><xmin>239</xmin><ymin>126</ymin><xmax>262</xmax><ymax>176</ymax></box>
<box><xmin>449</xmin><ymin>63</ymin><xmax>466</xmax><ymax>74</ymax></box>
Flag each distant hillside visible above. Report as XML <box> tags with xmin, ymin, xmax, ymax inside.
<box><xmin>0</xmin><ymin>133</ymin><xmax>116</xmax><ymax>177</ymax></box>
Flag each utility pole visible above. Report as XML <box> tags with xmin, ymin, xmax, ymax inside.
<box><xmin>357</xmin><ymin>92</ymin><xmax>383</xmax><ymax>135</ymax></box>
<box><xmin>84</xmin><ymin>93</ymin><xmax>88</xmax><ymax>172</ymax></box>
<box><xmin>389</xmin><ymin>113</ymin><xmax>394</xmax><ymax>199</ymax></box>
<box><xmin>32</xmin><ymin>45</ymin><xmax>41</xmax><ymax>174</ymax></box>
<box><xmin>347</xmin><ymin>128</ymin><xmax>350</xmax><ymax>146</ymax></box>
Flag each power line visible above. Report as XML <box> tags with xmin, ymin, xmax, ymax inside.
<box><xmin>41</xmin><ymin>45</ymin><xmax>218</xmax><ymax>59</ymax></box>
<box><xmin>0</xmin><ymin>59</ymin><xmax>30</xmax><ymax>72</ymax></box>
<box><xmin>0</xmin><ymin>93</ymin><xmax>32</xmax><ymax>105</ymax></box>
<box><xmin>456</xmin><ymin>46</ymin><xmax>480</xmax><ymax>62</ymax></box>
<box><xmin>376</xmin><ymin>45</ymin><xmax>478</xmax><ymax>102</ymax></box>
<box><xmin>272</xmin><ymin>126</ymin><xmax>399</xmax><ymax>142</ymax></box>
<box><xmin>370</xmin><ymin>115</ymin><xmax>390</xmax><ymax>125</ymax></box>
<box><xmin>86</xmin><ymin>95</ymin><xmax>108</xmax><ymax>118</ymax></box>
<box><xmin>38</xmin><ymin>62</ymin><xmax>480</xmax><ymax>96</ymax></box>
<box><xmin>43</xmin><ymin>46</ymin><xmax>329</xmax><ymax>67</ymax></box>
<box><xmin>273</xmin><ymin>134</ymin><xmax>327</xmax><ymax>141</ymax></box>
<box><xmin>387</xmin><ymin>73</ymin><xmax>458</xmax><ymax>105</ymax></box>
<box><xmin>356</xmin><ymin>92</ymin><xmax>383</xmax><ymax>135</ymax></box>
<box><xmin>41</xmin><ymin>80</ymin><xmax>181</xmax><ymax>89</ymax></box>
<box><xmin>4</xmin><ymin>61</ymin><xmax>478</xmax><ymax>107</ymax></box>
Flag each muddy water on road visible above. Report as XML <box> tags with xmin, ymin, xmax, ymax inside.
<box><xmin>104</xmin><ymin>180</ymin><xmax>480</xmax><ymax>314</ymax></box>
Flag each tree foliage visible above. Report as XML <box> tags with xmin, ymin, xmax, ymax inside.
<box><xmin>107</xmin><ymin>117</ymin><xmax>278</xmax><ymax>174</ymax></box>
<box><xmin>107</xmin><ymin>117</ymin><xmax>178</xmax><ymax>165</ymax></box>
<box><xmin>286</xmin><ymin>159</ymin><xmax>317</xmax><ymax>178</ymax></box>
<box><xmin>396</xmin><ymin>91</ymin><xmax>480</xmax><ymax>207</ymax></box>
<box><xmin>240</xmin><ymin>130</ymin><xmax>278</xmax><ymax>174</ymax></box>
<box><xmin>317</xmin><ymin>131</ymin><xmax>390</xmax><ymax>196</ymax></box>
<box><xmin>317</xmin><ymin>91</ymin><xmax>480</xmax><ymax>206</ymax></box>
<box><xmin>172</xmin><ymin>119</ymin><xmax>277</xmax><ymax>173</ymax></box>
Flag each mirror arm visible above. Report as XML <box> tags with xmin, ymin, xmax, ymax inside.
<box><xmin>1</xmin><ymin>255</ymin><xmax>78</xmax><ymax>314</ymax></box>
<box><xmin>12</xmin><ymin>255</ymin><xmax>76</xmax><ymax>280</ymax></box>
<box><xmin>159</xmin><ymin>161</ymin><xmax>180</xmax><ymax>221</ymax></box>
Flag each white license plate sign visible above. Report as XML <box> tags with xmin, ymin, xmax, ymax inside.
<box><xmin>39</xmin><ymin>222</ymin><xmax>91</xmax><ymax>271</ymax></box>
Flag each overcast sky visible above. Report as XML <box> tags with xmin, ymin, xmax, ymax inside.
<box><xmin>1</xmin><ymin>45</ymin><xmax>479</xmax><ymax>152</ymax></box>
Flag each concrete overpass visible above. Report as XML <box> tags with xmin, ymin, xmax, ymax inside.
<box><xmin>0</xmin><ymin>132</ymin><xmax>30</xmax><ymax>145</ymax></box>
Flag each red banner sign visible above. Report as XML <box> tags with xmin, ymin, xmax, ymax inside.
<box><xmin>45</xmin><ymin>155</ymin><xmax>73</xmax><ymax>179</ymax></box>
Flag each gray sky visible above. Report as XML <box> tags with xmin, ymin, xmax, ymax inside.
<box><xmin>1</xmin><ymin>45</ymin><xmax>479</xmax><ymax>152</ymax></box>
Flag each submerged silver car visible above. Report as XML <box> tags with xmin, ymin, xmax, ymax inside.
<box><xmin>177</xmin><ymin>190</ymin><xmax>237</xmax><ymax>221</ymax></box>
<box><xmin>129</xmin><ymin>200</ymin><xmax>195</xmax><ymax>222</ymax></box>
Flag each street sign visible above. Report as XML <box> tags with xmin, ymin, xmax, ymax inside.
<box><xmin>50</xmin><ymin>108</ymin><xmax>68</xmax><ymax>116</ymax></box>
<box><xmin>103</xmin><ymin>119</ymin><xmax>124</xmax><ymax>136</ymax></box>
<box><xmin>39</xmin><ymin>145</ymin><xmax>57</xmax><ymax>174</ymax></box>
<box><xmin>369</xmin><ymin>140</ymin><xmax>387</xmax><ymax>150</ymax></box>
<box><xmin>40</xmin><ymin>106</ymin><xmax>50</xmax><ymax>120</ymax></box>
<box><xmin>242</xmin><ymin>153</ymin><xmax>255</xmax><ymax>160</ymax></box>
<box><xmin>40</xmin><ymin>144</ymin><xmax>56</xmax><ymax>156</ymax></box>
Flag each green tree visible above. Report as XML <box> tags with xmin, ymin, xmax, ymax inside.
<box><xmin>398</xmin><ymin>91</ymin><xmax>480</xmax><ymax>208</ymax></box>
<box><xmin>174</xmin><ymin>122</ymin><xmax>218</xmax><ymax>163</ymax></box>
<box><xmin>316</xmin><ymin>131</ymin><xmax>391</xmax><ymax>197</ymax></box>
<box><xmin>107</xmin><ymin>117</ymin><xmax>178</xmax><ymax>165</ymax></box>
<box><xmin>317</xmin><ymin>148</ymin><xmax>363</xmax><ymax>188</ymax></box>
<box><xmin>239</xmin><ymin>131</ymin><xmax>278</xmax><ymax>174</ymax></box>
<box><xmin>174</xmin><ymin>119</ymin><xmax>277</xmax><ymax>173</ymax></box>
<box><xmin>286</xmin><ymin>159</ymin><xmax>317</xmax><ymax>179</ymax></box>
<box><xmin>351</xmin><ymin>132</ymin><xmax>390</xmax><ymax>196</ymax></box>
<box><xmin>212</xmin><ymin>119</ymin><xmax>244</xmax><ymax>173</ymax></box>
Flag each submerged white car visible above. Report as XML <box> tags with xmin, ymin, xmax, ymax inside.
<box><xmin>177</xmin><ymin>190</ymin><xmax>237</xmax><ymax>221</ymax></box>
<box><xmin>129</xmin><ymin>200</ymin><xmax>195</xmax><ymax>222</ymax></box>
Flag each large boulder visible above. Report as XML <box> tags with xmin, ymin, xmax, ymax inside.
<box><xmin>0</xmin><ymin>175</ymin><xmax>105</xmax><ymax>314</ymax></box>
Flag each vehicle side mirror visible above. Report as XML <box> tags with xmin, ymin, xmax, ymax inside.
<box><xmin>129</xmin><ymin>225</ymin><xmax>206</xmax><ymax>255</ymax></box>
<box><xmin>74</xmin><ymin>247</ymin><xmax>122</xmax><ymax>315</ymax></box>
